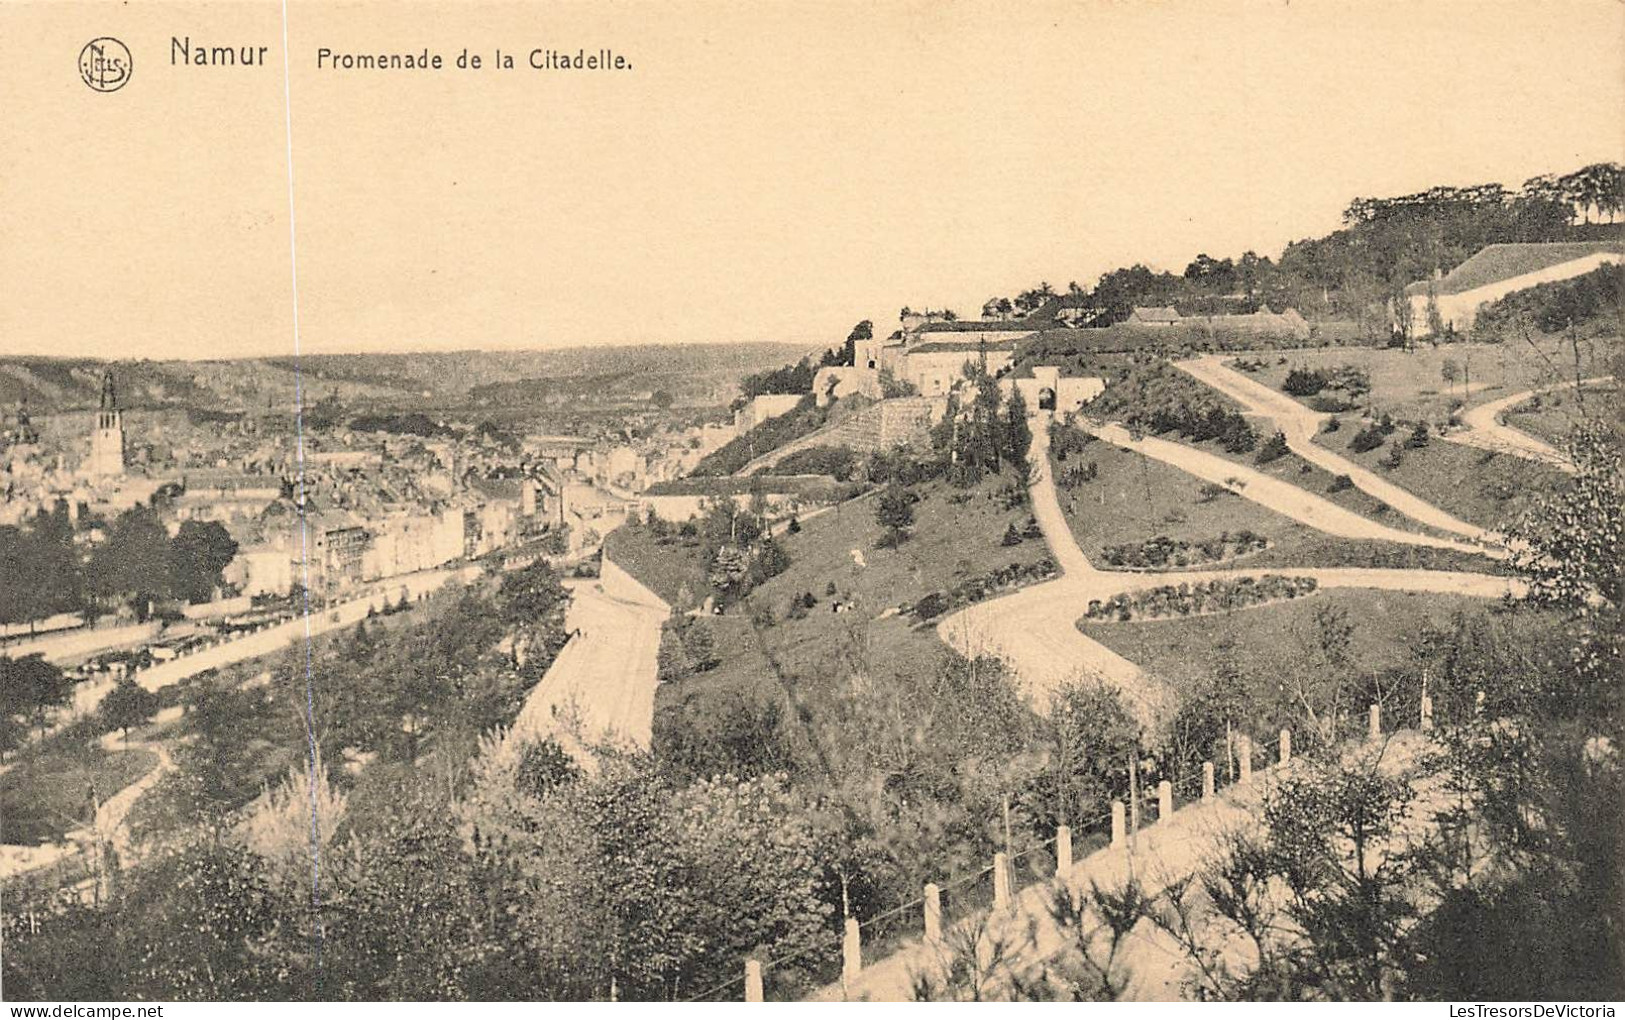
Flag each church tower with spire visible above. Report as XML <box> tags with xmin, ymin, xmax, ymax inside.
<box><xmin>87</xmin><ymin>370</ymin><xmax>126</xmax><ymax>478</ymax></box>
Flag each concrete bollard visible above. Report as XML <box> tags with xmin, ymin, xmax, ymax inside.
<box><xmin>1238</xmin><ymin>735</ymin><xmax>1253</xmax><ymax>783</ymax></box>
<box><xmin>1110</xmin><ymin>800</ymin><xmax>1126</xmax><ymax>848</ymax></box>
<box><xmin>1279</xmin><ymin>728</ymin><xmax>1291</xmax><ymax>766</ymax></box>
<box><xmin>1369</xmin><ymin>703</ymin><xmax>1381</xmax><ymax>742</ymax></box>
<box><xmin>1158</xmin><ymin>779</ymin><xmax>1173</xmax><ymax>821</ymax></box>
<box><xmin>1421</xmin><ymin>694</ymin><xmax>1434</xmax><ymax>732</ymax></box>
<box><xmin>1202</xmin><ymin>761</ymin><xmax>1215</xmax><ymax>801</ymax></box>
<box><xmin>1056</xmin><ymin>825</ymin><xmax>1073</xmax><ymax>876</ymax></box>
<box><xmin>745</xmin><ymin>959</ymin><xmax>764</xmax><ymax>1002</ymax></box>
<box><xmin>842</xmin><ymin>917</ymin><xmax>861</xmax><ymax>985</ymax></box>
<box><xmin>993</xmin><ymin>852</ymin><xmax>1011</xmax><ymax>910</ymax></box>
<box><xmin>924</xmin><ymin>883</ymin><xmax>942</xmax><ymax>944</ymax></box>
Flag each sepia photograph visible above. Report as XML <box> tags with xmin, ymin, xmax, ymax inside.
<box><xmin>0</xmin><ymin>0</ymin><xmax>1621</xmax><ymax>1007</ymax></box>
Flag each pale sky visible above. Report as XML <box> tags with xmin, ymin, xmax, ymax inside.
<box><xmin>2</xmin><ymin>0</ymin><xmax>1622</xmax><ymax>360</ymax></box>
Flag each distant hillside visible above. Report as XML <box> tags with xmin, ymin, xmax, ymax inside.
<box><xmin>0</xmin><ymin>342</ymin><xmax>818</xmax><ymax>416</ymax></box>
<box><xmin>970</xmin><ymin>162</ymin><xmax>1623</xmax><ymax>340</ymax></box>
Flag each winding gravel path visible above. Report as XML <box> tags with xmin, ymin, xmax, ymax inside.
<box><xmin>937</xmin><ymin>411</ymin><xmax>1521</xmax><ymax>730</ymax></box>
<box><xmin>1175</xmin><ymin>356</ymin><xmax>1498</xmax><ymax>545</ymax></box>
<box><xmin>1445</xmin><ymin>376</ymin><xmax>1613</xmax><ymax>472</ymax></box>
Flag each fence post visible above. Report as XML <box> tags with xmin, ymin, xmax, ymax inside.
<box><xmin>745</xmin><ymin>959</ymin><xmax>763</xmax><ymax>1002</ymax></box>
<box><xmin>842</xmin><ymin>917</ymin><xmax>861</xmax><ymax>986</ymax></box>
<box><xmin>1421</xmin><ymin>694</ymin><xmax>1434</xmax><ymax>733</ymax></box>
<box><xmin>1157</xmin><ymin>779</ymin><xmax>1173</xmax><ymax>821</ymax></box>
<box><xmin>1279</xmin><ymin>728</ymin><xmax>1291</xmax><ymax>766</ymax></box>
<box><xmin>1056</xmin><ymin>825</ymin><xmax>1073</xmax><ymax>876</ymax></box>
<box><xmin>1238</xmin><ymin>735</ymin><xmax>1253</xmax><ymax>783</ymax></box>
<box><xmin>1110</xmin><ymin>800</ymin><xmax>1126</xmax><ymax>848</ymax></box>
<box><xmin>924</xmin><ymin>883</ymin><xmax>942</xmax><ymax>944</ymax></box>
<box><xmin>1202</xmin><ymin>761</ymin><xmax>1215</xmax><ymax>801</ymax></box>
<box><xmin>993</xmin><ymin>852</ymin><xmax>1011</xmax><ymax>910</ymax></box>
<box><xmin>1369</xmin><ymin>703</ymin><xmax>1381</xmax><ymax>742</ymax></box>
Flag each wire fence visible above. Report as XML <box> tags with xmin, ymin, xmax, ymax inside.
<box><xmin>700</xmin><ymin>692</ymin><xmax>1470</xmax><ymax>1002</ymax></box>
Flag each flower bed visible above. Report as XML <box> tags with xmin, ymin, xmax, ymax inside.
<box><xmin>1098</xmin><ymin>530</ymin><xmax>1269</xmax><ymax>570</ymax></box>
<box><xmin>1083</xmin><ymin>574</ymin><xmax>1318</xmax><ymax>622</ymax></box>
<box><xmin>911</xmin><ymin>557</ymin><xmax>1059</xmax><ymax>621</ymax></box>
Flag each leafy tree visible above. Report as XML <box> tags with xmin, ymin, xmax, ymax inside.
<box><xmin>1001</xmin><ymin>385</ymin><xmax>1032</xmax><ymax>475</ymax></box>
<box><xmin>1506</xmin><ymin>422</ymin><xmax>1622</xmax><ymax>716</ymax></box>
<box><xmin>99</xmin><ymin>676</ymin><xmax>161</xmax><ymax>741</ymax></box>
<box><xmin>707</xmin><ymin>544</ymin><xmax>750</xmax><ymax>601</ymax></box>
<box><xmin>1037</xmin><ymin>680</ymin><xmax>1141</xmax><ymax>831</ymax></box>
<box><xmin>874</xmin><ymin>481</ymin><xmax>915</xmax><ymax>549</ymax></box>
<box><xmin>496</xmin><ymin>559</ymin><xmax>569</xmax><ymax>634</ymax></box>
<box><xmin>89</xmin><ymin>506</ymin><xmax>173</xmax><ymax>613</ymax></box>
<box><xmin>2</xmin><ymin>654</ymin><xmax>71</xmax><ymax>736</ymax></box>
<box><xmin>169</xmin><ymin>520</ymin><xmax>239</xmax><ymax>604</ymax></box>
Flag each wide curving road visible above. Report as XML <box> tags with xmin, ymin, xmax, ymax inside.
<box><xmin>508</xmin><ymin>559</ymin><xmax>669</xmax><ymax>755</ymax></box>
<box><xmin>939</xmin><ymin>420</ymin><xmax>1170</xmax><ymax>726</ymax></box>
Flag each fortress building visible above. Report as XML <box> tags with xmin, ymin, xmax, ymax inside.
<box><xmin>87</xmin><ymin>370</ymin><xmax>127</xmax><ymax>478</ymax></box>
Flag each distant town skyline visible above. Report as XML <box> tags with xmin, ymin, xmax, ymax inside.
<box><xmin>3</xmin><ymin>0</ymin><xmax>1622</xmax><ymax>360</ymax></box>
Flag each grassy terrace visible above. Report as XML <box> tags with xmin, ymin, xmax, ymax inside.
<box><xmin>1312</xmin><ymin>419</ymin><xmax>1568</xmax><ymax>530</ymax></box>
<box><xmin>1194</xmin><ymin>426</ymin><xmax>1475</xmax><ymax>542</ymax></box>
<box><xmin>1504</xmin><ymin>382</ymin><xmax>1620</xmax><ymax>448</ymax></box>
<box><xmin>1235</xmin><ymin>337</ymin><xmax>1610</xmax><ymax>421</ymax></box>
<box><xmin>1078</xmin><ymin>588</ymin><xmax>1498</xmax><ymax>732</ymax></box>
<box><xmin>1050</xmin><ymin>437</ymin><xmax>1501</xmax><ymax>573</ymax></box>
<box><xmin>1082</xmin><ymin>360</ymin><xmax>1471</xmax><ymax>544</ymax></box>
<box><xmin>627</xmin><ymin>473</ymin><xmax>1058</xmax><ymax>758</ymax></box>
<box><xmin>747</xmin><ymin>475</ymin><xmax>1055</xmax><ymax>682</ymax></box>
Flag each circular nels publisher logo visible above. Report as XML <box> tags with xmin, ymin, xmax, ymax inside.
<box><xmin>79</xmin><ymin>37</ymin><xmax>132</xmax><ymax>92</ymax></box>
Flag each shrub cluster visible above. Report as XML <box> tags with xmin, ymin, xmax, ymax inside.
<box><xmin>1083</xmin><ymin>573</ymin><xmax>1318</xmax><ymax>622</ymax></box>
<box><xmin>1099</xmin><ymin>530</ymin><xmax>1268</xmax><ymax>569</ymax></box>
<box><xmin>1255</xmin><ymin>430</ymin><xmax>1291</xmax><ymax>464</ymax></box>
<box><xmin>1090</xmin><ymin>363</ymin><xmax>1258</xmax><ymax>452</ymax></box>
<box><xmin>1349</xmin><ymin>422</ymin><xmax>1388</xmax><ymax>453</ymax></box>
<box><xmin>1058</xmin><ymin>460</ymin><xmax>1099</xmax><ymax>489</ymax></box>
<box><xmin>1283</xmin><ymin>367</ymin><xmax>1327</xmax><ymax>396</ymax></box>
<box><xmin>770</xmin><ymin>445</ymin><xmax>859</xmax><ymax>481</ymax></box>
<box><xmin>911</xmin><ymin>558</ymin><xmax>1058</xmax><ymax>621</ymax></box>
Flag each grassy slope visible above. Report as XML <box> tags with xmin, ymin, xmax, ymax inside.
<box><xmin>1086</xmin><ymin>363</ymin><xmax>1464</xmax><ymax>542</ymax></box>
<box><xmin>1051</xmin><ymin>439</ymin><xmax>1501</xmax><ymax>573</ymax></box>
<box><xmin>1234</xmin><ymin>337</ymin><xmax>1613</xmax><ymax>421</ymax></box>
<box><xmin>1080</xmin><ymin>588</ymin><xmax>1488</xmax><ymax>700</ymax></box>
<box><xmin>1</xmin><ymin>744</ymin><xmax>158</xmax><ymax>845</ymax></box>
<box><xmin>1503</xmin><ymin>383</ymin><xmax>1620</xmax><ymax>448</ymax></box>
<box><xmin>603</xmin><ymin>526</ymin><xmax>709</xmax><ymax>608</ymax></box>
<box><xmin>643</xmin><ymin>473</ymin><xmax>1057</xmax><ymax>739</ymax></box>
<box><xmin>1312</xmin><ymin>422</ymin><xmax>1567</xmax><ymax>530</ymax></box>
<box><xmin>746</xmin><ymin>476</ymin><xmax>1055</xmax><ymax>687</ymax></box>
<box><xmin>1154</xmin><ymin>426</ymin><xmax>1463</xmax><ymax>543</ymax></box>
